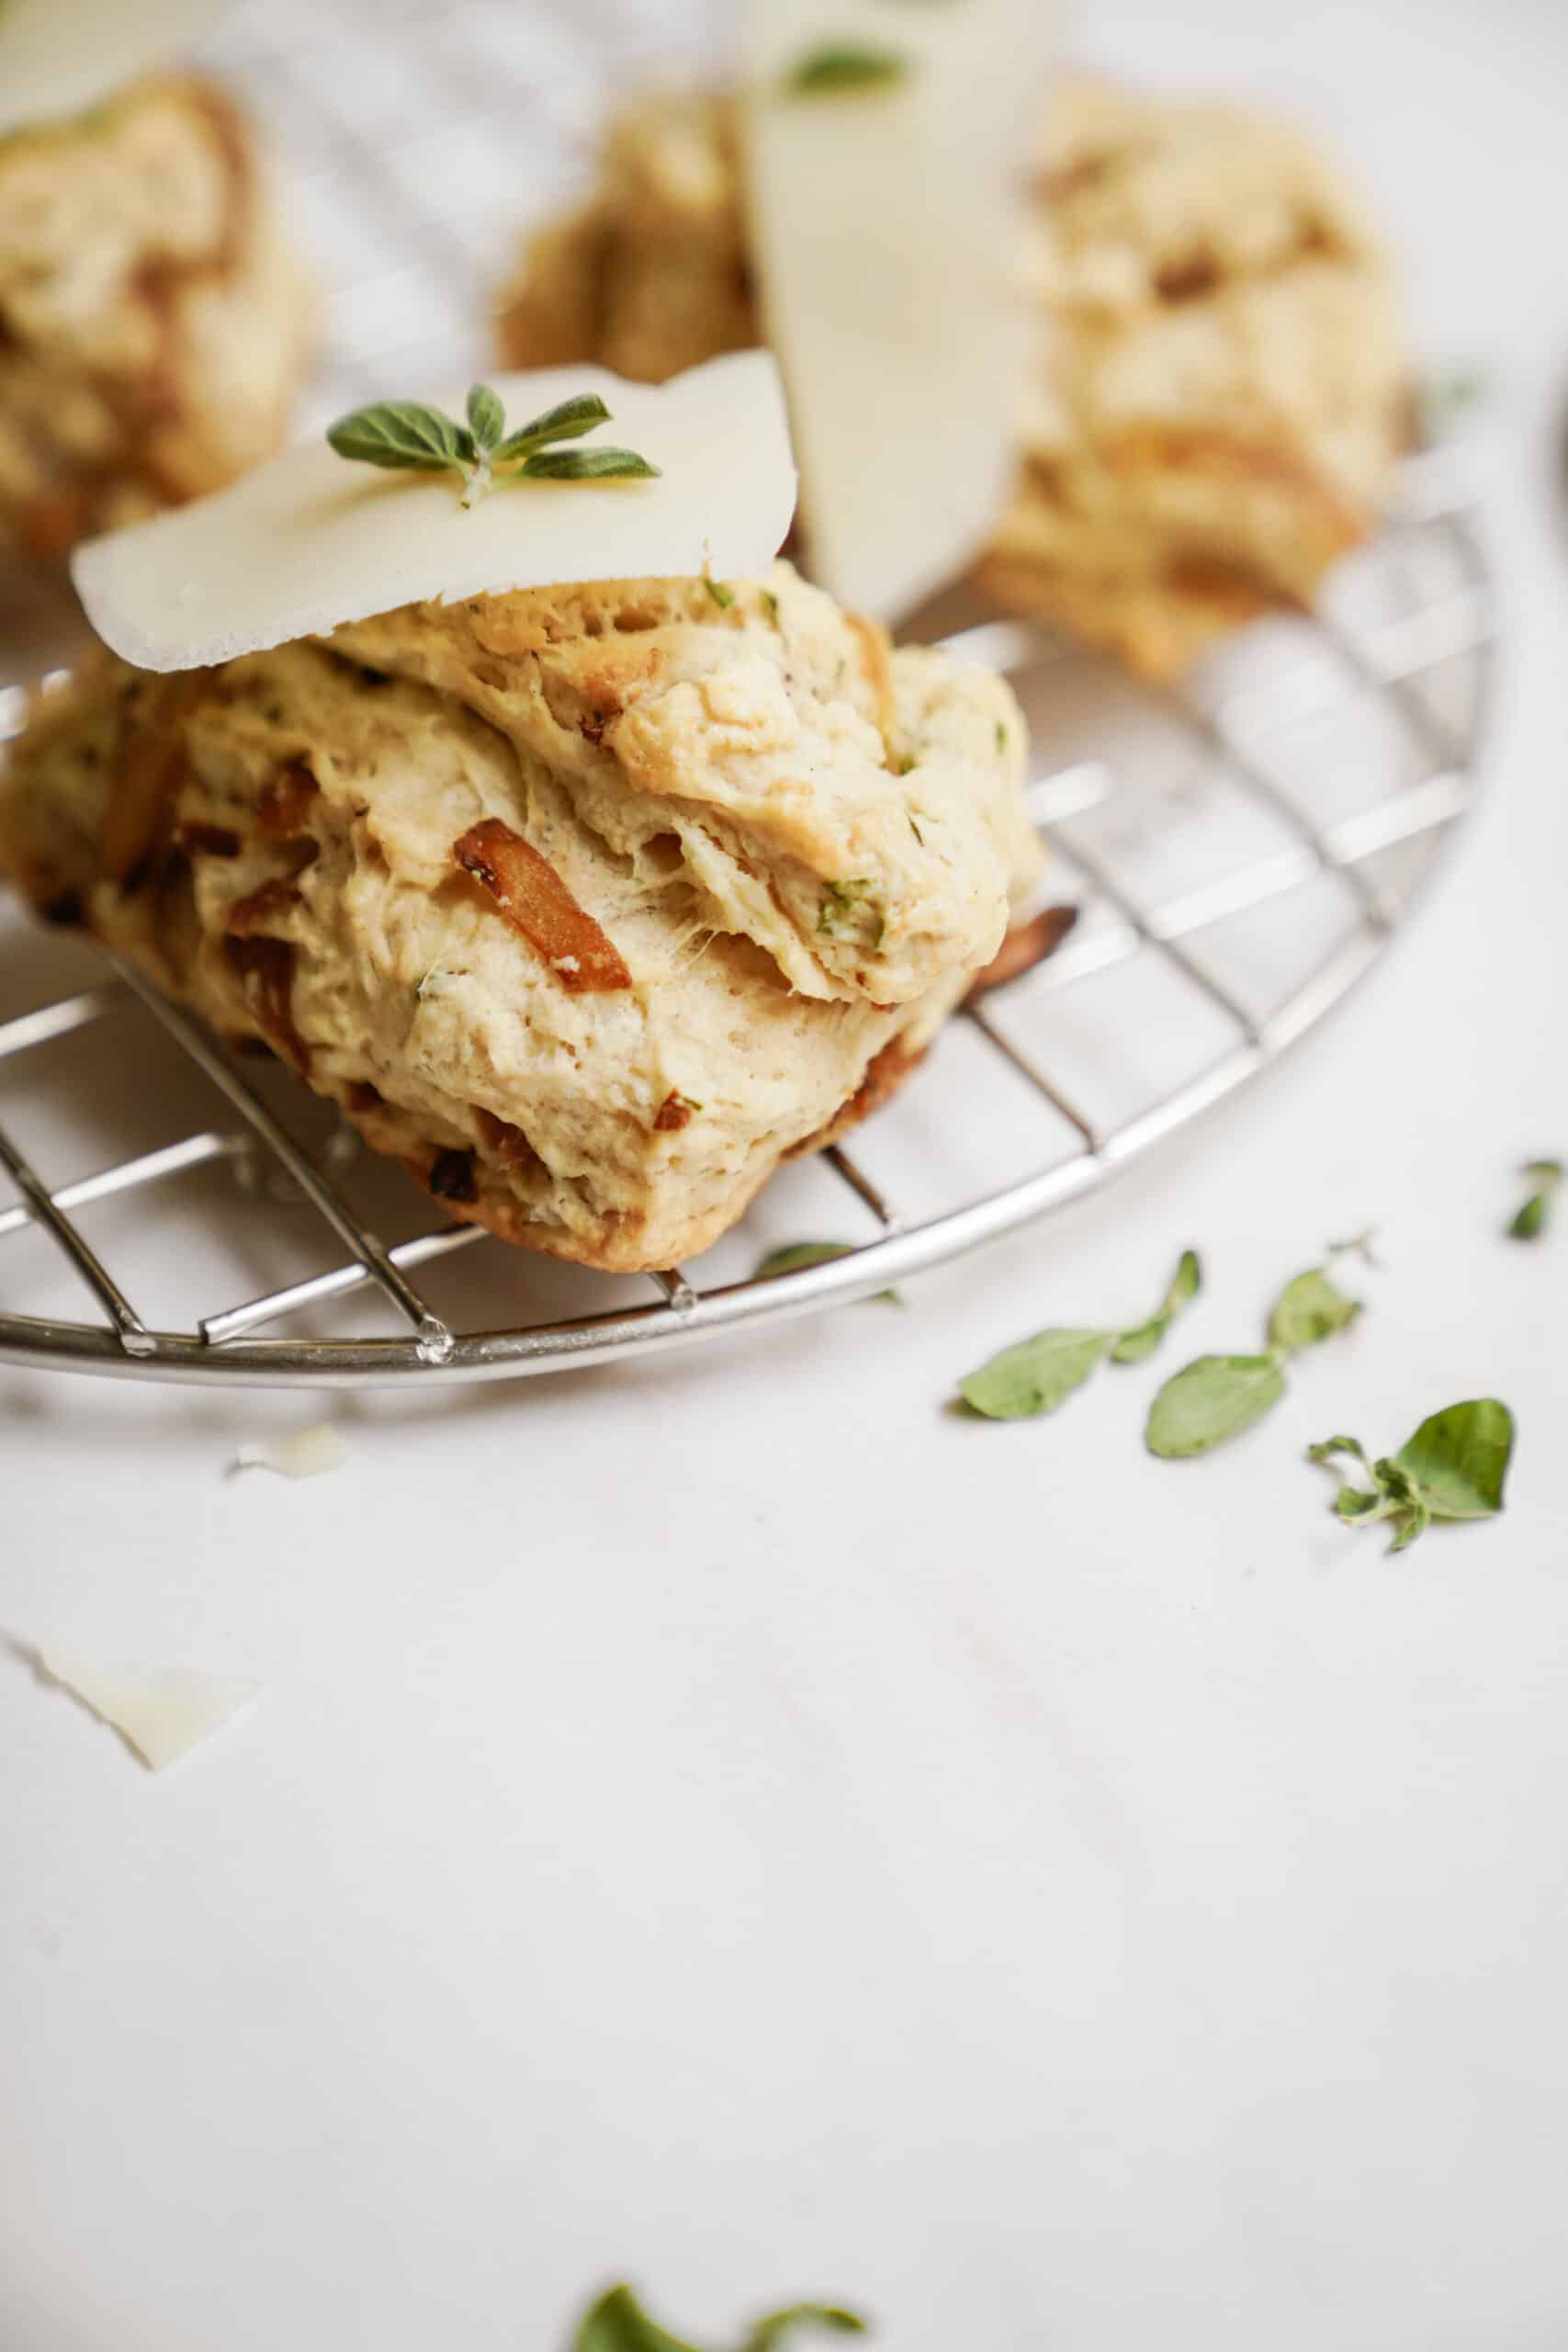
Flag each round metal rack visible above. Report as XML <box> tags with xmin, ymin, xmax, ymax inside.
<box><xmin>0</xmin><ymin>0</ymin><xmax>1496</xmax><ymax>1386</ymax></box>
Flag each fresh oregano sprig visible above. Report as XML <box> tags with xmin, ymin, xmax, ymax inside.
<box><xmin>1145</xmin><ymin>1261</ymin><xmax>1361</xmax><ymax>1459</ymax></box>
<box><xmin>1307</xmin><ymin>1398</ymin><xmax>1515</xmax><ymax>1554</ymax></box>
<box><xmin>1506</xmin><ymin>1157</ymin><xmax>1562</xmax><ymax>1241</ymax></box>
<box><xmin>957</xmin><ymin>1249</ymin><xmax>1201</xmax><ymax>1421</ymax></box>
<box><xmin>572</xmin><ymin>2284</ymin><xmax>867</xmax><ymax>2352</ymax></box>
<box><xmin>327</xmin><ymin>384</ymin><xmax>659</xmax><ymax>509</ymax></box>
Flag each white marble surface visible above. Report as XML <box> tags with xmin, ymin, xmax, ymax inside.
<box><xmin>4</xmin><ymin>2</ymin><xmax>1568</xmax><ymax>2346</ymax></box>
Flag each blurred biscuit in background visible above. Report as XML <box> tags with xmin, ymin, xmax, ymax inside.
<box><xmin>0</xmin><ymin>75</ymin><xmax>310</xmax><ymax>568</ymax></box>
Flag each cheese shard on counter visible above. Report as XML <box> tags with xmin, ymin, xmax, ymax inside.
<box><xmin>234</xmin><ymin>1426</ymin><xmax>348</xmax><ymax>1481</ymax></box>
<box><xmin>72</xmin><ymin>353</ymin><xmax>798</xmax><ymax>674</ymax></box>
<box><xmin>741</xmin><ymin>0</ymin><xmax>1057</xmax><ymax>623</ymax></box>
<box><xmin>0</xmin><ymin>0</ymin><xmax>215</xmax><ymax>141</ymax></box>
<box><xmin>34</xmin><ymin>1651</ymin><xmax>260</xmax><ymax>1772</ymax></box>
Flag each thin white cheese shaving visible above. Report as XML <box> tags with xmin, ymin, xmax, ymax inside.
<box><xmin>0</xmin><ymin>0</ymin><xmax>215</xmax><ymax>141</ymax></box>
<box><xmin>741</xmin><ymin>0</ymin><xmax>1058</xmax><ymax>621</ymax></box>
<box><xmin>73</xmin><ymin>353</ymin><xmax>799</xmax><ymax>673</ymax></box>
<box><xmin>233</xmin><ymin>1425</ymin><xmax>348</xmax><ymax>1481</ymax></box>
<box><xmin>31</xmin><ymin>1649</ymin><xmax>260</xmax><ymax>1772</ymax></box>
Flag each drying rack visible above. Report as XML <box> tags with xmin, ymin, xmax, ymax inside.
<box><xmin>0</xmin><ymin>0</ymin><xmax>1496</xmax><ymax>1387</ymax></box>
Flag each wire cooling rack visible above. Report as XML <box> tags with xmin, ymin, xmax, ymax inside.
<box><xmin>0</xmin><ymin>0</ymin><xmax>1495</xmax><ymax>1385</ymax></box>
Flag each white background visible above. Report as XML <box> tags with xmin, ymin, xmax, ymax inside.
<box><xmin>4</xmin><ymin>2</ymin><xmax>1568</xmax><ymax>2347</ymax></box>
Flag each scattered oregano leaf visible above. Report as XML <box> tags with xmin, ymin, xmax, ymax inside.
<box><xmin>958</xmin><ymin>1250</ymin><xmax>1201</xmax><ymax>1420</ymax></box>
<box><xmin>783</xmin><ymin>43</ymin><xmax>909</xmax><ymax>96</ymax></box>
<box><xmin>327</xmin><ymin>385</ymin><xmax>659</xmax><ymax>509</ymax></box>
<box><xmin>572</xmin><ymin>2285</ymin><xmax>866</xmax><ymax>2352</ymax></box>
<box><xmin>1146</xmin><ymin>1261</ymin><xmax>1361</xmax><ymax>1459</ymax></box>
<box><xmin>1307</xmin><ymin>1398</ymin><xmax>1515</xmax><ymax>1554</ymax></box>
<box><xmin>1506</xmin><ymin>1158</ymin><xmax>1562</xmax><ymax>1241</ymax></box>
<box><xmin>1267</xmin><ymin>1267</ymin><xmax>1363</xmax><ymax>1354</ymax></box>
<box><xmin>741</xmin><ymin>2310</ymin><xmax>867</xmax><ymax>2352</ymax></box>
<box><xmin>753</xmin><ymin>1240</ymin><xmax>899</xmax><ymax>1306</ymax></box>
<box><xmin>1109</xmin><ymin>1248</ymin><xmax>1201</xmax><ymax>1365</ymax></box>
<box><xmin>1144</xmin><ymin>1354</ymin><xmax>1286</xmax><ymax>1458</ymax></box>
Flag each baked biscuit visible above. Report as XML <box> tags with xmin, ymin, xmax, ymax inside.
<box><xmin>0</xmin><ymin>565</ymin><xmax>1039</xmax><ymax>1272</ymax></box>
<box><xmin>497</xmin><ymin>95</ymin><xmax>753</xmax><ymax>388</ymax></box>
<box><xmin>498</xmin><ymin>84</ymin><xmax>1406</xmax><ymax>675</ymax></box>
<box><xmin>980</xmin><ymin>82</ymin><xmax>1407</xmax><ymax>676</ymax></box>
<box><xmin>0</xmin><ymin>76</ymin><xmax>310</xmax><ymax>565</ymax></box>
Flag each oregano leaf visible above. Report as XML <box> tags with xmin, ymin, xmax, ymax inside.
<box><xmin>466</xmin><ymin>382</ymin><xmax>505</xmax><ymax>453</ymax></box>
<box><xmin>1110</xmin><ymin>1247</ymin><xmax>1201</xmax><ymax>1364</ymax></box>
<box><xmin>1393</xmin><ymin>1398</ymin><xmax>1514</xmax><ymax>1520</ymax></box>
<box><xmin>518</xmin><ymin>447</ymin><xmax>661</xmax><ymax>481</ymax></box>
<box><xmin>494</xmin><ymin>390</ymin><xmax>613</xmax><ymax>460</ymax></box>
<box><xmin>1506</xmin><ymin>1157</ymin><xmax>1562</xmax><ymax>1241</ymax></box>
<box><xmin>1267</xmin><ymin>1266</ymin><xmax>1361</xmax><ymax>1355</ymax></box>
<box><xmin>783</xmin><ymin>43</ymin><xmax>909</xmax><ymax>96</ymax></box>
<box><xmin>1306</xmin><ymin>1399</ymin><xmax>1514</xmax><ymax>1552</ymax></box>
<box><xmin>325</xmin><ymin>399</ymin><xmax>471</xmax><ymax>473</ymax></box>
<box><xmin>1145</xmin><ymin>1353</ymin><xmax>1287</xmax><ymax>1459</ymax></box>
<box><xmin>958</xmin><ymin>1329</ymin><xmax>1111</xmax><ymax>1421</ymax></box>
<box><xmin>572</xmin><ymin>2286</ymin><xmax>702</xmax><ymax>2352</ymax></box>
<box><xmin>752</xmin><ymin>1240</ymin><xmax>899</xmax><ymax>1305</ymax></box>
<box><xmin>741</xmin><ymin>2308</ymin><xmax>868</xmax><ymax>2352</ymax></box>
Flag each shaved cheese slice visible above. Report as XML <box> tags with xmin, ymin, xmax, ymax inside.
<box><xmin>73</xmin><ymin>354</ymin><xmax>798</xmax><ymax>674</ymax></box>
<box><xmin>741</xmin><ymin>0</ymin><xmax>1058</xmax><ymax>621</ymax></box>
<box><xmin>34</xmin><ymin>1651</ymin><xmax>259</xmax><ymax>1772</ymax></box>
<box><xmin>0</xmin><ymin>0</ymin><xmax>215</xmax><ymax>141</ymax></box>
<box><xmin>234</xmin><ymin>1425</ymin><xmax>349</xmax><ymax>1480</ymax></box>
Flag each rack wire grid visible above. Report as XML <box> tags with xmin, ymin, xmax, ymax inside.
<box><xmin>0</xmin><ymin>0</ymin><xmax>1496</xmax><ymax>1386</ymax></box>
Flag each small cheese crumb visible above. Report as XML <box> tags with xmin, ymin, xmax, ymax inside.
<box><xmin>29</xmin><ymin>1649</ymin><xmax>260</xmax><ymax>1773</ymax></box>
<box><xmin>233</xmin><ymin>1425</ymin><xmax>348</xmax><ymax>1481</ymax></box>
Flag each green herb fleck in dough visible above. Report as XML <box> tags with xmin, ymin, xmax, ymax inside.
<box><xmin>818</xmin><ymin>877</ymin><xmax>881</xmax><ymax>940</ymax></box>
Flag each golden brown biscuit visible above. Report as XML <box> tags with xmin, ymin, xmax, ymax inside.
<box><xmin>980</xmin><ymin>82</ymin><xmax>1408</xmax><ymax>676</ymax></box>
<box><xmin>0</xmin><ymin>564</ymin><xmax>1040</xmax><ymax>1272</ymax></box>
<box><xmin>0</xmin><ymin>75</ymin><xmax>310</xmax><ymax>565</ymax></box>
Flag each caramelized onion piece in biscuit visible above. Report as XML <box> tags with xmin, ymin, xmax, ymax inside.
<box><xmin>101</xmin><ymin>669</ymin><xmax>212</xmax><ymax>886</ymax></box>
<box><xmin>454</xmin><ymin>818</ymin><xmax>634</xmax><ymax>992</ymax></box>
<box><xmin>966</xmin><ymin>904</ymin><xmax>1078</xmax><ymax>1000</ymax></box>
